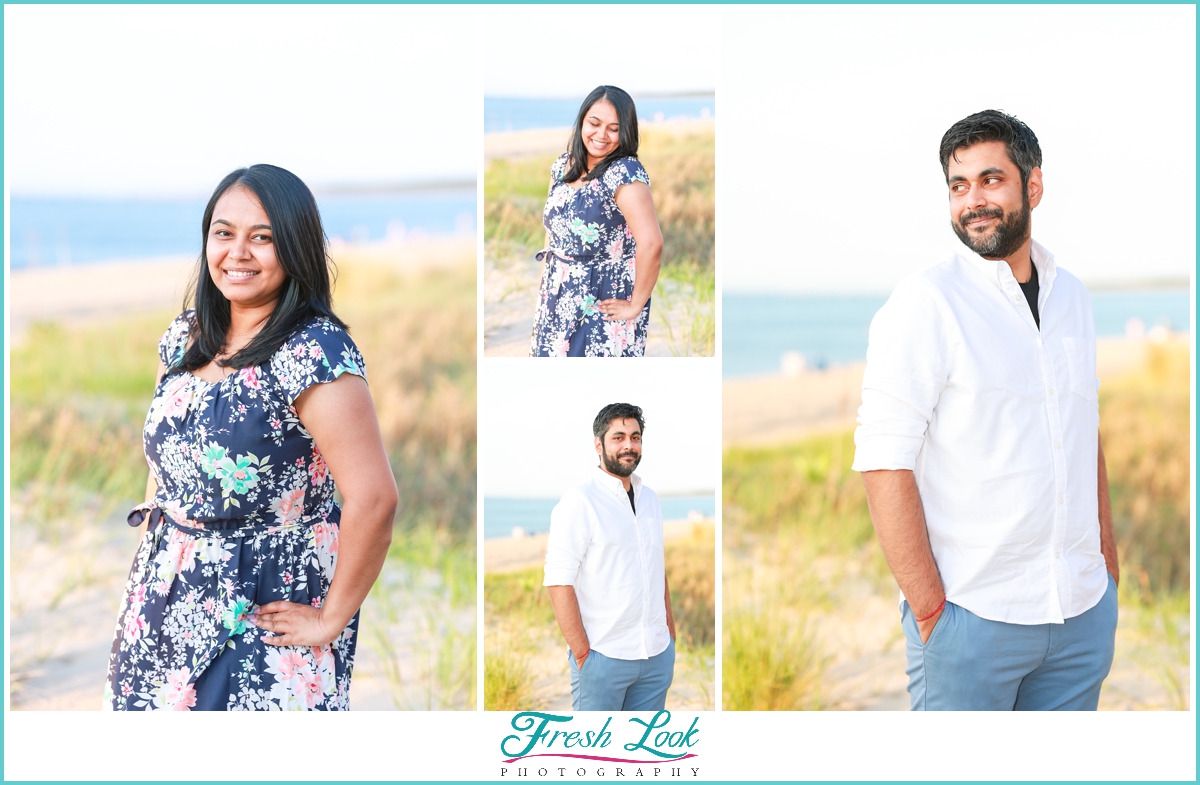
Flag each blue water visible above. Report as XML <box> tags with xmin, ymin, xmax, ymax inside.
<box><xmin>484</xmin><ymin>494</ymin><xmax>715</xmax><ymax>540</ymax></box>
<box><xmin>484</xmin><ymin>96</ymin><xmax>715</xmax><ymax>133</ymax></box>
<box><xmin>9</xmin><ymin>190</ymin><xmax>476</xmax><ymax>269</ymax></box>
<box><xmin>723</xmin><ymin>289</ymin><xmax>1192</xmax><ymax>378</ymax></box>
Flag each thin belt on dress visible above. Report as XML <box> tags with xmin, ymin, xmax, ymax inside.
<box><xmin>126</xmin><ymin>502</ymin><xmax>338</xmax><ymax>539</ymax></box>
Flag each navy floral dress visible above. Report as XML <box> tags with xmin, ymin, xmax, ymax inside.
<box><xmin>104</xmin><ymin>312</ymin><xmax>367</xmax><ymax>711</ymax></box>
<box><xmin>530</xmin><ymin>154</ymin><xmax>652</xmax><ymax>357</ymax></box>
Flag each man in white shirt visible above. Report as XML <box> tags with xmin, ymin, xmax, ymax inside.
<box><xmin>853</xmin><ymin>110</ymin><xmax>1120</xmax><ymax>710</ymax></box>
<box><xmin>543</xmin><ymin>403</ymin><xmax>677</xmax><ymax>711</ymax></box>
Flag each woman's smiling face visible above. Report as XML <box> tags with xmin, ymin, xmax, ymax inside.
<box><xmin>206</xmin><ymin>185</ymin><xmax>287</xmax><ymax>309</ymax></box>
<box><xmin>582</xmin><ymin>99</ymin><xmax>620</xmax><ymax>166</ymax></box>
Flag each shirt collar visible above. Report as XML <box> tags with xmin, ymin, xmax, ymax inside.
<box><xmin>959</xmin><ymin>239</ymin><xmax>1057</xmax><ymax>289</ymax></box>
<box><xmin>593</xmin><ymin>465</ymin><xmax>641</xmax><ymax>497</ymax></box>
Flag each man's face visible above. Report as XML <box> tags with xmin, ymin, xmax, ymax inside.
<box><xmin>947</xmin><ymin>140</ymin><xmax>1041</xmax><ymax>260</ymax></box>
<box><xmin>595</xmin><ymin>417</ymin><xmax>642</xmax><ymax>478</ymax></box>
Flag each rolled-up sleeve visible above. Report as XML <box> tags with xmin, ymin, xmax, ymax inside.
<box><xmin>543</xmin><ymin>490</ymin><xmax>591</xmax><ymax>586</ymax></box>
<box><xmin>852</xmin><ymin>278</ymin><xmax>952</xmax><ymax>472</ymax></box>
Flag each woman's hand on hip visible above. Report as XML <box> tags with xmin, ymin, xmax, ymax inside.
<box><xmin>598</xmin><ymin>298</ymin><xmax>642</xmax><ymax>321</ymax></box>
<box><xmin>255</xmin><ymin>600</ymin><xmax>344</xmax><ymax>647</ymax></box>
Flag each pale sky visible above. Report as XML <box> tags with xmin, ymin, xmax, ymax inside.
<box><xmin>4</xmin><ymin>6</ymin><xmax>478</xmax><ymax>197</ymax></box>
<box><xmin>481</xmin><ymin>361</ymin><xmax>719</xmax><ymax>498</ymax></box>
<box><xmin>722</xmin><ymin>5</ymin><xmax>1196</xmax><ymax>292</ymax></box>
<box><xmin>482</xmin><ymin>6</ymin><xmax>718</xmax><ymax>97</ymax></box>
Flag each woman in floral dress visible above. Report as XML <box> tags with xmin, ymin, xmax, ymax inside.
<box><xmin>530</xmin><ymin>85</ymin><xmax>664</xmax><ymax>357</ymax></box>
<box><xmin>105</xmin><ymin>164</ymin><xmax>398</xmax><ymax>710</ymax></box>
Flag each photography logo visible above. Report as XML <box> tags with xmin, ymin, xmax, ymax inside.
<box><xmin>499</xmin><ymin>710</ymin><xmax>700</xmax><ymax>779</ymax></box>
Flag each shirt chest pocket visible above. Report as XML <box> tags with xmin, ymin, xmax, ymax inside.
<box><xmin>1061</xmin><ymin>336</ymin><xmax>1098</xmax><ymax>401</ymax></box>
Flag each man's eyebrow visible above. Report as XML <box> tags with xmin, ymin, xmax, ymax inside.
<box><xmin>978</xmin><ymin>167</ymin><xmax>1006</xmax><ymax>177</ymax></box>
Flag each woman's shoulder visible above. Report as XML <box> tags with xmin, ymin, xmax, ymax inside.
<box><xmin>158</xmin><ymin>310</ymin><xmax>195</xmax><ymax>368</ymax></box>
<box><xmin>551</xmin><ymin>152</ymin><xmax>570</xmax><ymax>180</ymax></box>
<box><xmin>603</xmin><ymin>157</ymin><xmax>650</xmax><ymax>191</ymax></box>
<box><xmin>269</xmin><ymin>315</ymin><xmax>366</xmax><ymax>402</ymax></box>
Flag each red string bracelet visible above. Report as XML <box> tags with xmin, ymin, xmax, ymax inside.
<box><xmin>914</xmin><ymin>598</ymin><xmax>945</xmax><ymax>623</ymax></box>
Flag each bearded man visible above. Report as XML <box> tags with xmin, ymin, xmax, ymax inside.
<box><xmin>543</xmin><ymin>402</ymin><xmax>676</xmax><ymax>711</ymax></box>
<box><xmin>852</xmin><ymin>110</ymin><xmax>1119</xmax><ymax>710</ymax></box>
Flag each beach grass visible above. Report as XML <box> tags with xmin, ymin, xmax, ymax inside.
<box><xmin>484</xmin><ymin>123</ymin><xmax>715</xmax><ymax>356</ymax></box>
<box><xmin>8</xmin><ymin>248</ymin><xmax>477</xmax><ymax>709</ymax></box>
<box><xmin>483</xmin><ymin>523</ymin><xmax>716</xmax><ymax>710</ymax></box>
<box><xmin>722</xmin><ymin>341</ymin><xmax>1191</xmax><ymax>710</ymax></box>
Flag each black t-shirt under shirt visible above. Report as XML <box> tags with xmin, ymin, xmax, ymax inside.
<box><xmin>1019</xmin><ymin>261</ymin><xmax>1040</xmax><ymax>329</ymax></box>
<box><xmin>627</xmin><ymin>487</ymin><xmax>636</xmax><ymax>514</ymax></box>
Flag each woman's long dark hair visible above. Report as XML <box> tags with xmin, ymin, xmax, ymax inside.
<box><xmin>563</xmin><ymin>85</ymin><xmax>640</xmax><ymax>184</ymax></box>
<box><xmin>176</xmin><ymin>164</ymin><xmax>347</xmax><ymax>373</ymax></box>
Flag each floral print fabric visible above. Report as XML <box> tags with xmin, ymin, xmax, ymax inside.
<box><xmin>529</xmin><ymin>154</ymin><xmax>652</xmax><ymax>357</ymax></box>
<box><xmin>105</xmin><ymin>312</ymin><xmax>367</xmax><ymax>710</ymax></box>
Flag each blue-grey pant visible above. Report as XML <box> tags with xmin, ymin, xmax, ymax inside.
<box><xmin>902</xmin><ymin>574</ymin><xmax>1118</xmax><ymax>710</ymax></box>
<box><xmin>569</xmin><ymin>639</ymin><xmax>675</xmax><ymax>711</ymax></box>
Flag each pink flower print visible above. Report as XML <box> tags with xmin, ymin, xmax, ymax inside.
<box><xmin>129</xmin><ymin>583</ymin><xmax>148</xmax><ymax>607</ymax></box>
<box><xmin>121</xmin><ymin>683</ymin><xmax>133</xmax><ymax>696</ymax></box>
<box><xmin>604</xmin><ymin>319</ymin><xmax>632</xmax><ymax>354</ymax></box>
<box><xmin>301</xmin><ymin>672</ymin><xmax>325</xmax><ymax>708</ymax></box>
<box><xmin>283</xmin><ymin>571</ymin><xmax>293</xmax><ymax>585</ymax></box>
<box><xmin>312</xmin><ymin>521</ymin><xmax>339</xmax><ymax>554</ymax></box>
<box><xmin>293</xmin><ymin>345</ymin><xmax>307</xmax><ymax>358</ymax></box>
<box><xmin>203</xmin><ymin>598</ymin><xmax>216</xmax><ymax>614</ymax></box>
<box><xmin>608</xmin><ymin>235</ymin><xmax>624</xmax><ymax>261</ymax></box>
<box><xmin>272</xmin><ymin>418</ymin><xmax>282</xmax><ymax>429</ymax></box>
<box><xmin>309</xmin><ymin>445</ymin><xmax>329</xmax><ymax>487</ymax></box>
<box><xmin>269</xmin><ymin>487</ymin><xmax>306</xmax><ymax>525</ymax></box>
<box><xmin>275</xmin><ymin>650</ymin><xmax>309</xmax><ymax>680</ymax></box>
<box><xmin>123</xmin><ymin>609</ymin><xmax>147</xmax><ymax>643</ymax></box>
<box><xmin>310</xmin><ymin>596</ymin><xmax>323</xmax><ymax>609</ymax></box>
<box><xmin>166</xmin><ymin>529</ymin><xmax>197</xmax><ymax>575</ymax></box>
<box><xmin>152</xmin><ymin>667</ymin><xmax>197</xmax><ymax>711</ymax></box>
<box><xmin>237</xmin><ymin>366</ymin><xmax>261</xmax><ymax>389</ymax></box>
<box><xmin>152</xmin><ymin>580</ymin><xmax>169</xmax><ymax>596</ymax></box>
<box><xmin>162</xmin><ymin>500</ymin><xmax>189</xmax><ymax>525</ymax></box>
<box><xmin>309</xmin><ymin>344</ymin><xmax>323</xmax><ymax>359</ymax></box>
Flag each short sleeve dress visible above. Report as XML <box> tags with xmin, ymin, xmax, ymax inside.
<box><xmin>104</xmin><ymin>312</ymin><xmax>368</xmax><ymax>711</ymax></box>
<box><xmin>529</xmin><ymin>154</ymin><xmax>652</xmax><ymax>357</ymax></box>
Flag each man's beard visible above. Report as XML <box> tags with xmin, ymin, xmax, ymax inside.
<box><xmin>601</xmin><ymin>447</ymin><xmax>641</xmax><ymax>478</ymax></box>
<box><xmin>952</xmin><ymin>189</ymin><xmax>1031</xmax><ymax>259</ymax></box>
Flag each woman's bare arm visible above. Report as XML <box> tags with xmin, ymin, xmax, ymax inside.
<box><xmin>255</xmin><ymin>374</ymin><xmax>398</xmax><ymax>647</ymax></box>
<box><xmin>599</xmin><ymin>181</ymin><xmax>663</xmax><ymax>321</ymax></box>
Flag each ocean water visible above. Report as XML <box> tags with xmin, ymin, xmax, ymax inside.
<box><xmin>484</xmin><ymin>95</ymin><xmax>715</xmax><ymax>134</ymax></box>
<box><xmin>484</xmin><ymin>494</ymin><xmax>715</xmax><ymax>540</ymax></box>
<box><xmin>723</xmin><ymin>289</ymin><xmax>1192</xmax><ymax>378</ymax></box>
<box><xmin>9</xmin><ymin>190</ymin><xmax>476</xmax><ymax>269</ymax></box>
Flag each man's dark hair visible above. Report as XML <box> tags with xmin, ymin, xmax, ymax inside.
<box><xmin>939</xmin><ymin>110</ymin><xmax>1042</xmax><ymax>187</ymax></box>
<box><xmin>593</xmin><ymin>402</ymin><xmax>645</xmax><ymax>439</ymax></box>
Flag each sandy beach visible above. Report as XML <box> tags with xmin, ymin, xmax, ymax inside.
<box><xmin>8</xmin><ymin>236</ymin><xmax>475</xmax><ymax>344</ymax></box>
<box><xmin>723</xmin><ymin>335</ymin><xmax>1181</xmax><ymax>447</ymax></box>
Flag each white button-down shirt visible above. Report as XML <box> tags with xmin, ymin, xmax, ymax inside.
<box><xmin>543</xmin><ymin>467</ymin><xmax>670</xmax><ymax>660</ymax></box>
<box><xmin>852</xmin><ymin>241</ymin><xmax>1109</xmax><ymax>625</ymax></box>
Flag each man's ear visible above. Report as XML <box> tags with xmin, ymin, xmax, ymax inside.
<box><xmin>1026</xmin><ymin>166</ymin><xmax>1044</xmax><ymax>209</ymax></box>
<box><xmin>594</xmin><ymin>435</ymin><xmax>603</xmax><ymax>455</ymax></box>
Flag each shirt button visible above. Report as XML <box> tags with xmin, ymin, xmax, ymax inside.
<box><xmin>1055</xmin><ymin>552</ymin><xmax>1061</xmax><ymax>558</ymax></box>
<box><xmin>1058</xmin><ymin>496</ymin><xmax>1064</xmax><ymax>504</ymax></box>
<box><xmin>1049</xmin><ymin>388</ymin><xmax>1056</xmax><ymax>395</ymax></box>
<box><xmin>1055</xmin><ymin>442</ymin><xmax>1061</xmax><ymax>449</ymax></box>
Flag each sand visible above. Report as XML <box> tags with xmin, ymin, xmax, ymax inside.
<box><xmin>8</xmin><ymin>236</ymin><xmax>475</xmax><ymax>345</ymax></box>
<box><xmin>723</xmin><ymin>335</ymin><xmax>1183</xmax><ymax>448</ymax></box>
